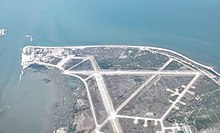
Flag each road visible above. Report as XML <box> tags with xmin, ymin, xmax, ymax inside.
<box><xmin>66</xmin><ymin>58</ymin><xmax>88</xmax><ymax>70</ymax></box>
<box><xmin>88</xmin><ymin>56</ymin><xmax>123</xmax><ymax>133</ymax></box>
<box><xmin>25</xmin><ymin>55</ymin><xmax>202</xmax><ymax>133</ymax></box>
<box><xmin>116</xmin><ymin>58</ymin><xmax>173</xmax><ymax>113</ymax></box>
<box><xmin>160</xmin><ymin>73</ymin><xmax>200</xmax><ymax>132</ymax></box>
<box><xmin>68</xmin><ymin>70</ymin><xmax>199</xmax><ymax>75</ymax></box>
<box><xmin>63</xmin><ymin>73</ymin><xmax>99</xmax><ymax>127</ymax></box>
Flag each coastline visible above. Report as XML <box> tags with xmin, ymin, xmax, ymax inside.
<box><xmin>19</xmin><ymin>44</ymin><xmax>220</xmax><ymax>132</ymax></box>
<box><xmin>21</xmin><ymin>45</ymin><xmax>220</xmax><ymax>85</ymax></box>
<box><xmin>22</xmin><ymin>45</ymin><xmax>216</xmax><ymax>69</ymax></box>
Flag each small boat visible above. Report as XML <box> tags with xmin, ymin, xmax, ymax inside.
<box><xmin>0</xmin><ymin>29</ymin><xmax>7</xmax><ymax>36</ymax></box>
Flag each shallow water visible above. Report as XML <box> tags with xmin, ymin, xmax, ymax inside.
<box><xmin>0</xmin><ymin>68</ymin><xmax>58</xmax><ymax>133</ymax></box>
<box><xmin>0</xmin><ymin>0</ymin><xmax>220</xmax><ymax>132</ymax></box>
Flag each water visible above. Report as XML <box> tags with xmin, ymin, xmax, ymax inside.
<box><xmin>0</xmin><ymin>69</ymin><xmax>58</xmax><ymax>133</ymax></box>
<box><xmin>0</xmin><ymin>0</ymin><xmax>220</xmax><ymax>132</ymax></box>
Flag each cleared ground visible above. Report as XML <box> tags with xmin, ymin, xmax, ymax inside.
<box><xmin>21</xmin><ymin>46</ymin><xmax>220</xmax><ymax>133</ymax></box>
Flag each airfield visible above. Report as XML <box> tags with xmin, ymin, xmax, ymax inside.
<box><xmin>21</xmin><ymin>45</ymin><xmax>220</xmax><ymax>133</ymax></box>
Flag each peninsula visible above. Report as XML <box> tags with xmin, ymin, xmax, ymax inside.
<box><xmin>21</xmin><ymin>45</ymin><xmax>220</xmax><ymax>133</ymax></box>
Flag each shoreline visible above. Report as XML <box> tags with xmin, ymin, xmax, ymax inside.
<box><xmin>20</xmin><ymin>44</ymin><xmax>220</xmax><ymax>132</ymax></box>
<box><xmin>21</xmin><ymin>45</ymin><xmax>220</xmax><ymax>85</ymax></box>
<box><xmin>22</xmin><ymin>45</ymin><xmax>220</xmax><ymax>74</ymax></box>
<box><xmin>22</xmin><ymin>44</ymin><xmax>215</xmax><ymax>69</ymax></box>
